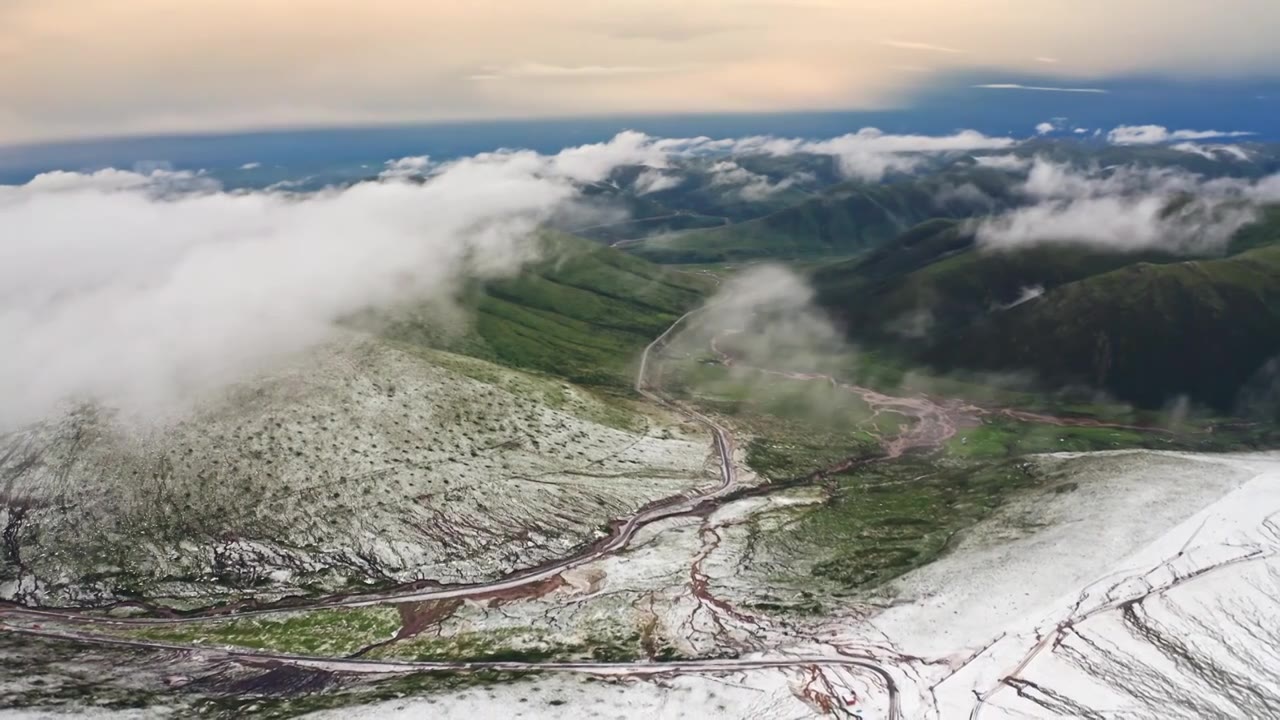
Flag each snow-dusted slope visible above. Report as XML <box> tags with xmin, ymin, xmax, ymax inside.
<box><xmin>0</xmin><ymin>337</ymin><xmax>712</xmax><ymax>607</ymax></box>
<box><xmin>285</xmin><ymin>450</ymin><xmax>1280</xmax><ymax>720</ymax></box>
<box><xmin>856</xmin><ymin>450</ymin><xmax>1280</xmax><ymax>719</ymax></box>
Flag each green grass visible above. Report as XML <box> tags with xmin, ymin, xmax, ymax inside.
<box><xmin>944</xmin><ymin>244</ymin><xmax>1280</xmax><ymax>410</ymax></box>
<box><xmin>948</xmin><ymin>419</ymin><xmax>1151</xmax><ymax>459</ymax></box>
<box><xmin>128</xmin><ymin>612</ymin><xmax>659</xmax><ymax>667</ymax></box>
<box><xmin>202</xmin><ymin>670</ymin><xmax>535</xmax><ymax>719</ymax></box>
<box><xmin>805</xmin><ymin>209</ymin><xmax>1280</xmax><ymax>411</ymax></box>
<box><xmin>631</xmin><ymin>169</ymin><xmax>1018</xmax><ymax>264</ymax></box>
<box><xmin>661</xmin><ymin>356</ymin><xmax>888</xmax><ymax>479</ymax></box>
<box><xmin>368</xmin><ymin>626</ymin><xmax>659</xmax><ymax>664</ymax></box>
<box><xmin>124</xmin><ymin>607</ymin><xmax>401</xmax><ymax>656</ymax></box>
<box><xmin>386</xmin><ymin>232</ymin><xmax>712</xmax><ymax>388</ymax></box>
<box><xmin>409</xmin><ymin>346</ymin><xmax>644</xmax><ymax>432</ymax></box>
<box><xmin>762</xmin><ymin>458</ymin><xmax>1043</xmax><ymax>590</ymax></box>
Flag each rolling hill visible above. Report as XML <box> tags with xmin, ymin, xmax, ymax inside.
<box><xmin>811</xmin><ymin>209</ymin><xmax>1280</xmax><ymax>411</ymax></box>
<box><xmin>629</xmin><ymin>167</ymin><xmax>1020</xmax><ymax>263</ymax></box>
<box><xmin>812</xmin><ymin>219</ymin><xmax>1182</xmax><ymax>346</ymax></box>
<box><xmin>937</xmin><ymin>244</ymin><xmax>1280</xmax><ymax>409</ymax></box>
<box><xmin>383</xmin><ymin>232</ymin><xmax>714</xmax><ymax>387</ymax></box>
<box><xmin>0</xmin><ymin>233</ymin><xmax>716</xmax><ymax>607</ymax></box>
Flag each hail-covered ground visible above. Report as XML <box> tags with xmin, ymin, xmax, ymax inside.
<box><xmin>6</xmin><ymin>329</ymin><xmax>1280</xmax><ymax>719</ymax></box>
<box><xmin>0</xmin><ymin>335</ymin><xmax>712</xmax><ymax>607</ymax></box>
<box><xmin>4</xmin><ymin>440</ymin><xmax>1280</xmax><ymax>718</ymax></box>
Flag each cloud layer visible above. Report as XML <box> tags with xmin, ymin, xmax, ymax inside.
<box><xmin>0</xmin><ymin>133</ymin><xmax>688</xmax><ymax>430</ymax></box>
<box><xmin>718</xmin><ymin>128</ymin><xmax>1015</xmax><ymax>180</ymax></box>
<box><xmin>975</xmin><ymin>159</ymin><xmax>1280</xmax><ymax>253</ymax></box>
<box><xmin>973</xmin><ymin>83</ymin><xmax>1107</xmax><ymax>94</ymax></box>
<box><xmin>0</xmin><ymin>127</ymin><xmax>1023</xmax><ymax>428</ymax></box>
<box><xmin>1107</xmin><ymin>125</ymin><xmax>1256</xmax><ymax>145</ymax></box>
<box><xmin>14</xmin><ymin>123</ymin><xmax>1274</xmax><ymax>429</ymax></box>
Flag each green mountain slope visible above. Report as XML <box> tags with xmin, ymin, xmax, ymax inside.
<box><xmin>811</xmin><ymin>208</ymin><xmax>1280</xmax><ymax>409</ymax></box>
<box><xmin>631</xmin><ymin>168</ymin><xmax>1018</xmax><ymax>263</ymax></box>
<box><xmin>386</xmin><ymin>233</ymin><xmax>714</xmax><ymax>387</ymax></box>
<box><xmin>812</xmin><ymin>219</ymin><xmax>1179</xmax><ymax>345</ymax></box>
<box><xmin>936</xmin><ymin>245</ymin><xmax>1280</xmax><ymax>409</ymax></box>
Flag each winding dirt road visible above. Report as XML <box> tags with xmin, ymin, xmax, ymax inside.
<box><xmin>0</xmin><ymin>306</ymin><xmax>1195</xmax><ymax>718</ymax></box>
<box><xmin>710</xmin><ymin>330</ymin><xmax>962</xmax><ymax>459</ymax></box>
<box><xmin>1</xmin><ymin>308</ymin><xmax>905</xmax><ymax>719</ymax></box>
<box><xmin>1</xmin><ymin>311</ymin><xmax>741</xmax><ymax>626</ymax></box>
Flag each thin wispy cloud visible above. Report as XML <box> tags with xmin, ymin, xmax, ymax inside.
<box><xmin>0</xmin><ymin>132</ymin><xmax>686</xmax><ymax>430</ymax></box>
<box><xmin>974</xmin><ymin>154</ymin><xmax>1033</xmax><ymax>171</ymax></box>
<box><xmin>706</xmin><ymin>160</ymin><xmax>810</xmax><ymax>201</ymax></box>
<box><xmin>3</xmin><ymin>1</ymin><xmax>1279</xmax><ymax>142</ymax></box>
<box><xmin>1170</xmin><ymin>142</ymin><xmax>1251</xmax><ymax>161</ymax></box>
<box><xmin>975</xmin><ymin>159</ymin><xmax>1280</xmax><ymax>254</ymax></box>
<box><xmin>1107</xmin><ymin>124</ymin><xmax>1256</xmax><ymax>145</ymax></box>
<box><xmin>589</xmin><ymin>19</ymin><xmax>744</xmax><ymax>43</ymax></box>
<box><xmin>0</xmin><ymin>126</ymin><xmax>1022</xmax><ymax>427</ymax></box>
<box><xmin>470</xmin><ymin>62</ymin><xmax>681</xmax><ymax>81</ymax></box>
<box><xmin>632</xmin><ymin>169</ymin><xmax>684</xmax><ymax>195</ymax></box>
<box><xmin>974</xmin><ymin>83</ymin><xmax>1107</xmax><ymax>94</ymax></box>
<box><xmin>881</xmin><ymin>39</ymin><xmax>965</xmax><ymax>54</ymax></box>
<box><xmin>722</xmin><ymin>127</ymin><xmax>1015</xmax><ymax>180</ymax></box>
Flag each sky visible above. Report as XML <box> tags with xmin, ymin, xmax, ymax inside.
<box><xmin>3</xmin><ymin>0</ymin><xmax>1280</xmax><ymax>144</ymax></box>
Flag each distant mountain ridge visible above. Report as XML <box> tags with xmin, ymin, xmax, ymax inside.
<box><xmin>810</xmin><ymin>209</ymin><xmax>1280</xmax><ymax>411</ymax></box>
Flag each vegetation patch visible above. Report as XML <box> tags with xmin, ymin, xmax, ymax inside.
<box><xmin>198</xmin><ymin>670</ymin><xmax>535</xmax><ymax>719</ymax></box>
<box><xmin>369</xmin><ymin>626</ymin><xmax>651</xmax><ymax>664</ymax></box>
<box><xmin>662</xmin><ymin>357</ymin><xmax>888</xmax><ymax>479</ymax></box>
<box><xmin>125</xmin><ymin>607</ymin><xmax>401</xmax><ymax>656</ymax></box>
<box><xmin>757</xmin><ymin>457</ymin><xmax>1043</xmax><ymax>591</ymax></box>
<box><xmin>385</xmin><ymin>232</ymin><xmax>712</xmax><ymax>389</ymax></box>
<box><xmin>948</xmin><ymin>419</ymin><xmax>1151</xmax><ymax>459</ymax></box>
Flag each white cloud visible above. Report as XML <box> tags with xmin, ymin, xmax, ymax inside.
<box><xmin>0</xmin><ymin>133</ymin><xmax>678</xmax><ymax>431</ymax></box>
<box><xmin>624</xmin><ymin>127</ymin><xmax>1017</xmax><ymax>182</ymax></box>
<box><xmin>470</xmin><ymin>62</ymin><xmax>679</xmax><ymax>80</ymax></box>
<box><xmin>726</xmin><ymin>128</ymin><xmax>1015</xmax><ymax>181</ymax></box>
<box><xmin>379</xmin><ymin>155</ymin><xmax>431</xmax><ymax>179</ymax></box>
<box><xmin>238</xmin><ymin>162</ymin><xmax>261</xmax><ymax>170</ymax></box>
<box><xmin>549</xmin><ymin>130</ymin><xmax>689</xmax><ymax>180</ymax></box>
<box><xmin>975</xmin><ymin>158</ymin><xmax>1280</xmax><ymax>253</ymax></box>
<box><xmin>0</xmin><ymin>126</ymin><xmax>1032</xmax><ymax>428</ymax></box>
<box><xmin>974</xmin><ymin>154</ymin><xmax>1033</xmax><ymax>171</ymax></box>
<box><xmin>1107</xmin><ymin>124</ymin><xmax>1257</xmax><ymax>145</ymax></box>
<box><xmin>1216</xmin><ymin>145</ymin><xmax>1251</xmax><ymax>161</ymax></box>
<box><xmin>934</xmin><ymin>181</ymin><xmax>996</xmax><ymax>210</ymax></box>
<box><xmin>16</xmin><ymin>168</ymin><xmax>219</xmax><ymax>195</ymax></box>
<box><xmin>881</xmin><ymin>39</ymin><xmax>964</xmax><ymax>54</ymax></box>
<box><xmin>633</xmin><ymin>169</ymin><xmax>683</xmax><ymax>195</ymax></box>
<box><xmin>1170</xmin><ymin>142</ymin><xmax>1252</xmax><ymax>161</ymax></box>
<box><xmin>1034</xmin><ymin>56</ymin><xmax>1060</xmax><ymax>64</ymax></box>
<box><xmin>1035</xmin><ymin>122</ymin><xmax>1056</xmax><ymax>135</ymax></box>
<box><xmin>1074</xmin><ymin>128</ymin><xmax>1089</xmax><ymax>134</ymax></box>
<box><xmin>1000</xmin><ymin>284</ymin><xmax>1045</xmax><ymax>309</ymax></box>
<box><xmin>974</xmin><ymin>83</ymin><xmax>1107</xmax><ymax>94</ymax></box>
<box><xmin>706</xmin><ymin>161</ymin><xmax>808</xmax><ymax>200</ymax></box>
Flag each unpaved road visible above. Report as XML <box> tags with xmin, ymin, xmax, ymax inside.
<box><xmin>1</xmin><ymin>307</ymin><xmax>904</xmax><ymax>718</ymax></box>
<box><xmin>1</xmin><ymin>306</ymin><xmax>1192</xmax><ymax>718</ymax></box>
<box><xmin>1</xmin><ymin>310</ymin><xmax>741</xmax><ymax>626</ymax></box>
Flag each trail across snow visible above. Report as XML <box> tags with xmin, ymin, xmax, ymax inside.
<box><xmin>833</xmin><ymin>450</ymin><xmax>1280</xmax><ymax>719</ymax></box>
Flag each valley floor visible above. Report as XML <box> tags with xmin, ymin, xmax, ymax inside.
<box><xmin>5</xmin><ymin>314</ymin><xmax>1280</xmax><ymax>720</ymax></box>
<box><xmin>297</xmin><ymin>450</ymin><xmax>1280</xmax><ymax>720</ymax></box>
<box><xmin>5</xmin><ymin>448</ymin><xmax>1278</xmax><ymax>720</ymax></box>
